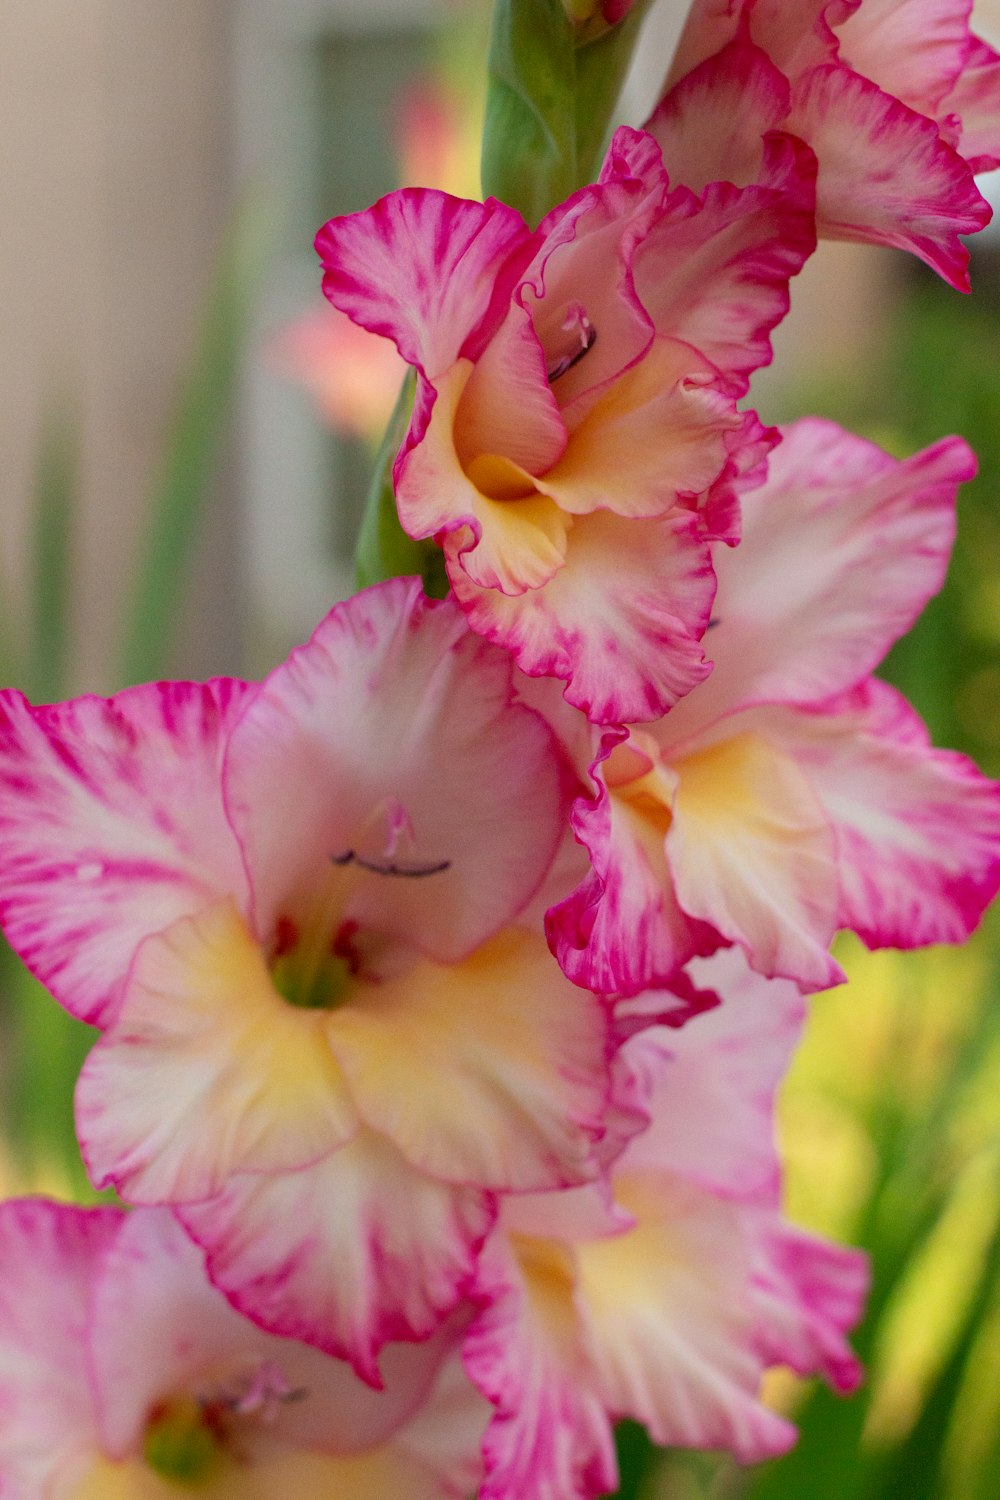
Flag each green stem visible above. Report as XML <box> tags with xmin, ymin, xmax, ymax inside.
<box><xmin>354</xmin><ymin>373</ymin><xmax>448</xmax><ymax>595</ymax></box>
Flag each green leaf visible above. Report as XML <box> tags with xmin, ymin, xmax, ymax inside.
<box><xmin>119</xmin><ymin>192</ymin><xmax>270</xmax><ymax>686</ymax></box>
<box><xmin>862</xmin><ymin>1174</ymin><xmax>1000</xmax><ymax>1500</ymax></box>
<box><xmin>481</xmin><ymin>0</ymin><xmax>652</xmax><ymax>226</ymax></box>
<box><xmin>1</xmin><ymin>943</ymin><xmax>97</xmax><ymax>1198</ymax></box>
<box><xmin>614</xmin><ymin>1419</ymin><xmax>658</xmax><ymax>1500</ymax></box>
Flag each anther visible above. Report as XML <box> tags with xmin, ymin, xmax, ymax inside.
<box><xmin>547</xmin><ymin>302</ymin><xmax>598</xmax><ymax>383</ymax></box>
<box><xmin>330</xmin><ymin>850</ymin><xmax>451</xmax><ymax>878</ymax></box>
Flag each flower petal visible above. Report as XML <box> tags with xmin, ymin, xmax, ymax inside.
<box><xmin>398</xmin><ymin>367</ymin><xmax>572</xmax><ymax>594</ymax></box>
<box><xmin>328</xmin><ymin>929</ymin><xmax>609</xmax><ymax>1192</ymax></box>
<box><xmin>452</xmin><ymin>303</ymin><xmax>567</xmax><ymax>478</ymax></box>
<box><xmin>72</xmin><ymin>1444</ymin><xmax>462</xmax><ymax>1500</ymax></box>
<box><xmin>790</xmin><ymin>62</ymin><xmax>990</xmax><ymax>289</ymax></box>
<box><xmin>526</xmin><ymin>126</ymin><xmax>667</xmax><ymax>408</ymax></box>
<box><xmin>0</xmin><ymin>680</ymin><xmax>250</xmax><ymax>1026</ymax></box>
<box><xmin>89</xmin><ymin>1207</ymin><xmax>447</xmax><ymax>1463</ymax></box>
<box><xmin>464</xmin><ymin>1236</ymin><xmax>617</xmax><ymax>1500</ymax></box>
<box><xmin>648</xmin><ymin>37</ymin><xmax>792</xmax><ymax>194</ymax></box>
<box><xmin>698</xmin><ymin>407</ymin><xmax>778</xmax><ymax>546</ymax></box>
<box><xmin>762</xmin><ymin>682</ymin><xmax>1000</xmax><ymax>950</ymax></box>
<box><xmin>547</xmin><ymin>738</ymin><xmax>719</xmax><ymax>997</ymax></box>
<box><xmin>577</xmin><ymin>1172</ymin><xmax>797</xmax><ymax>1461</ymax></box>
<box><xmin>664</xmin><ymin>0</ymin><xmax>747</xmax><ymax>87</ymax></box>
<box><xmin>389</xmin><ymin>1351</ymin><xmax>490</xmax><ymax>1500</ymax></box>
<box><xmin>316</xmin><ymin>189</ymin><xmax>534</xmax><ymax>378</ymax></box>
<box><xmin>394</xmin><ymin>306</ymin><xmax>574</xmax><ymax>596</ymax></box>
<box><xmin>76</xmin><ymin>899</ymin><xmax>359</xmax><ymax>1205</ymax></box>
<box><xmin>745</xmin><ymin>0</ymin><xmax>845</xmax><ymax>75</ymax></box>
<box><xmin>538</xmin><ymin>337</ymin><xmax>743</xmax><ymax>518</ymax></box>
<box><xmin>225</xmin><ymin>579</ymin><xmax>566</xmax><ymax>964</ymax></box>
<box><xmin>672</xmin><ymin>420</ymin><xmax>974</xmax><ymax>730</ymax></box>
<box><xmin>0</xmin><ymin>1198</ymin><xmax>122</xmax><ymax>1499</ymax></box>
<box><xmin>668</xmin><ymin>730</ymin><xmax>844</xmax><ymax>990</ymax></box>
<box><xmin>751</xmin><ymin>1217</ymin><xmax>869</xmax><ymax>1395</ymax></box>
<box><xmin>943</xmin><ymin>32</ymin><xmax>1000</xmax><ymax>170</ymax></box>
<box><xmin>619</xmin><ymin>949</ymin><xmax>806</xmax><ymax>1201</ymax></box>
<box><xmin>633</xmin><ymin>133</ymin><xmax>818</xmax><ymax>395</ymax></box>
<box><xmin>180</xmin><ymin>1135</ymin><xmax>494</xmax><ymax>1382</ymax></box>
<box><xmin>449</xmin><ymin>508</ymin><xmax>714</xmax><ymax>725</ymax></box>
<box><xmin>835</xmin><ymin>0</ymin><xmax>970</xmax><ymax>117</ymax></box>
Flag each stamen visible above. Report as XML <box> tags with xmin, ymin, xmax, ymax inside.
<box><xmin>218</xmin><ymin>1360</ymin><xmax>306</xmax><ymax>1423</ymax></box>
<box><xmin>330</xmin><ymin>849</ymin><xmax>451</xmax><ymax>878</ymax></box>
<box><xmin>547</xmin><ymin>302</ymin><xmax>598</xmax><ymax>383</ymax></box>
<box><xmin>384</xmin><ymin>797</ymin><xmax>416</xmax><ymax>858</ymax></box>
<box><xmin>275</xmin><ymin>799</ymin><xmax>447</xmax><ymax>1008</ymax></box>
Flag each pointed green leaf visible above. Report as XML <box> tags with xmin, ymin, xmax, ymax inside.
<box><xmin>862</xmin><ymin>1179</ymin><xmax>1000</xmax><ymax>1500</ymax></box>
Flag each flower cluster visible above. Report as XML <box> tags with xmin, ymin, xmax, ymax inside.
<box><xmin>1</xmin><ymin>4</ymin><xmax>999</xmax><ymax>1498</ymax></box>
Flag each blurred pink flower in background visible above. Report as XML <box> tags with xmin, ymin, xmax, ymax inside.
<box><xmin>270</xmin><ymin>309</ymin><xmax>404</xmax><ymax>444</ymax></box>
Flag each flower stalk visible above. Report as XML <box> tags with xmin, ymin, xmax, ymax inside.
<box><xmin>481</xmin><ymin>0</ymin><xmax>653</xmax><ymax>225</ymax></box>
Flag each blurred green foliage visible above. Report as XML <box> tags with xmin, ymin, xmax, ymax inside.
<box><xmin>0</xmin><ymin>201</ymin><xmax>265</xmax><ymax>1200</ymax></box>
<box><xmin>621</xmin><ymin>251</ymin><xmax>1000</xmax><ymax>1500</ymax></box>
<box><xmin>840</xmin><ymin>262</ymin><xmax>1000</xmax><ymax>783</ymax></box>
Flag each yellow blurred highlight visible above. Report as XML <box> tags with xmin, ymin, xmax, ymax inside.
<box><xmin>0</xmin><ymin>1134</ymin><xmax>78</xmax><ymax>1205</ymax></box>
<box><xmin>864</xmin><ymin>1148</ymin><xmax>999</xmax><ymax>1447</ymax></box>
<box><xmin>773</xmin><ymin>916</ymin><xmax>1000</xmax><ymax>1459</ymax></box>
<box><xmin>780</xmin><ymin>939</ymin><xmax>990</xmax><ymax>1232</ymax></box>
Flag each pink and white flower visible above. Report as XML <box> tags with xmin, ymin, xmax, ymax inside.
<box><xmin>316</xmin><ymin>124</ymin><xmax>816</xmax><ymax>724</ymax></box>
<box><xmin>651</xmin><ymin>0</ymin><xmax>999</xmax><ymax>289</ymax></box>
<box><xmin>0</xmin><ymin>579</ymin><xmax>612</xmax><ymax>1378</ymax></box>
<box><xmin>547</xmin><ymin>419</ymin><xmax>1000</xmax><ymax>996</ymax></box>
<box><xmin>0</xmin><ymin>1198</ymin><xmax>487</xmax><ymax>1500</ymax></box>
<box><xmin>461</xmin><ymin>952</ymin><xmax>868</xmax><ymax>1500</ymax></box>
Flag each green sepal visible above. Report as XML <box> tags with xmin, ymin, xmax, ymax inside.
<box><xmin>481</xmin><ymin>0</ymin><xmax>653</xmax><ymax>227</ymax></box>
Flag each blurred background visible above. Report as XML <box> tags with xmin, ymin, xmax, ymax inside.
<box><xmin>1</xmin><ymin>2</ymin><xmax>999</xmax><ymax>1497</ymax></box>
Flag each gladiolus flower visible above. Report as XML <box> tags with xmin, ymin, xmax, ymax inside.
<box><xmin>651</xmin><ymin>0</ymin><xmax>999</xmax><ymax>289</ymax></box>
<box><xmin>316</xmin><ymin>124</ymin><xmax>816</xmax><ymax>724</ymax></box>
<box><xmin>547</xmin><ymin>420</ymin><xmax>1000</xmax><ymax>996</ymax></box>
<box><xmin>0</xmin><ymin>580</ymin><xmax>612</xmax><ymax>1379</ymax></box>
<box><xmin>461</xmin><ymin>952</ymin><xmax>868</xmax><ymax>1500</ymax></box>
<box><xmin>0</xmin><ymin>1199</ymin><xmax>487</xmax><ymax>1500</ymax></box>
